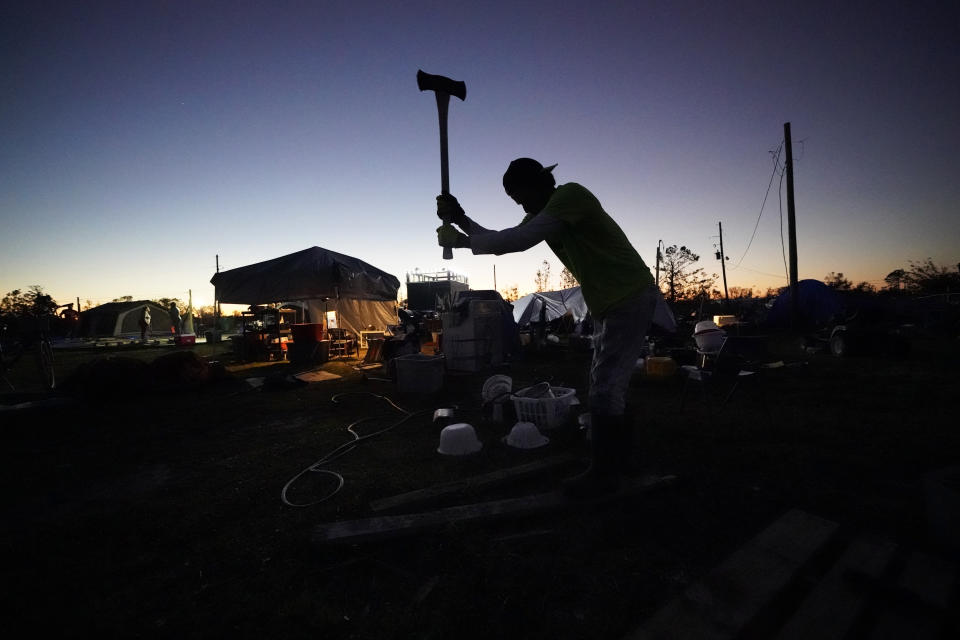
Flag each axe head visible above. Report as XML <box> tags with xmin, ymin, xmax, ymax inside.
<box><xmin>417</xmin><ymin>69</ymin><xmax>466</xmax><ymax>101</ymax></box>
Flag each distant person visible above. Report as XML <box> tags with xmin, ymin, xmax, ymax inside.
<box><xmin>168</xmin><ymin>302</ymin><xmax>181</xmax><ymax>336</ymax></box>
<box><xmin>58</xmin><ymin>303</ymin><xmax>79</xmax><ymax>339</ymax></box>
<box><xmin>139</xmin><ymin>305</ymin><xmax>151</xmax><ymax>341</ymax></box>
<box><xmin>436</xmin><ymin>158</ymin><xmax>658</xmax><ymax>498</ymax></box>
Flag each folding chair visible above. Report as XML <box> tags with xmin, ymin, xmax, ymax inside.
<box><xmin>680</xmin><ymin>335</ymin><xmax>773</xmax><ymax>411</ymax></box>
<box><xmin>327</xmin><ymin>328</ymin><xmax>356</xmax><ymax>359</ymax></box>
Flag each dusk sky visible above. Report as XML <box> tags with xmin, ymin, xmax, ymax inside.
<box><xmin>3</xmin><ymin>1</ymin><xmax>958</xmax><ymax>310</ymax></box>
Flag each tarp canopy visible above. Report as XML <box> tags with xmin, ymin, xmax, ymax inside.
<box><xmin>211</xmin><ymin>246</ymin><xmax>399</xmax><ymax>304</ymax></box>
<box><xmin>512</xmin><ymin>286</ymin><xmax>677</xmax><ymax>332</ymax></box>
<box><xmin>210</xmin><ymin>246</ymin><xmax>401</xmax><ymax>337</ymax></box>
<box><xmin>766</xmin><ymin>279</ymin><xmax>844</xmax><ymax>327</ymax></box>
<box><xmin>79</xmin><ymin>301</ymin><xmax>172</xmax><ymax>337</ymax></box>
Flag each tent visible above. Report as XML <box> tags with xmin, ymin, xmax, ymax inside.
<box><xmin>512</xmin><ymin>286</ymin><xmax>677</xmax><ymax>332</ymax></box>
<box><xmin>513</xmin><ymin>287</ymin><xmax>589</xmax><ymax>327</ymax></box>
<box><xmin>78</xmin><ymin>301</ymin><xmax>172</xmax><ymax>337</ymax></box>
<box><xmin>210</xmin><ymin>246</ymin><xmax>401</xmax><ymax>337</ymax></box>
<box><xmin>765</xmin><ymin>279</ymin><xmax>843</xmax><ymax>328</ymax></box>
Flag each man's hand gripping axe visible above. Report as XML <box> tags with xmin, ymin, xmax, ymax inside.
<box><xmin>417</xmin><ymin>69</ymin><xmax>466</xmax><ymax>260</ymax></box>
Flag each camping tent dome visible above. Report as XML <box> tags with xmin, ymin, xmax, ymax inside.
<box><xmin>765</xmin><ymin>279</ymin><xmax>844</xmax><ymax>328</ymax></box>
<box><xmin>512</xmin><ymin>286</ymin><xmax>676</xmax><ymax>333</ymax></box>
<box><xmin>79</xmin><ymin>300</ymin><xmax>172</xmax><ymax>337</ymax></box>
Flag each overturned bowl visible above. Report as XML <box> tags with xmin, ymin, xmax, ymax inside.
<box><xmin>503</xmin><ymin>421</ymin><xmax>550</xmax><ymax>449</ymax></box>
<box><xmin>437</xmin><ymin>423</ymin><xmax>483</xmax><ymax>456</ymax></box>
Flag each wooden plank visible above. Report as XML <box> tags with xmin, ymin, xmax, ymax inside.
<box><xmin>368</xmin><ymin>453</ymin><xmax>579</xmax><ymax>513</ymax></box>
<box><xmin>775</xmin><ymin>536</ymin><xmax>897</xmax><ymax>640</ymax></box>
<box><xmin>627</xmin><ymin>509</ymin><xmax>839</xmax><ymax>640</ymax></box>
<box><xmin>315</xmin><ymin>474</ymin><xmax>676</xmax><ymax>545</ymax></box>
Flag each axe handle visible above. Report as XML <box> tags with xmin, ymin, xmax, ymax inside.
<box><xmin>434</xmin><ymin>92</ymin><xmax>453</xmax><ymax>260</ymax></box>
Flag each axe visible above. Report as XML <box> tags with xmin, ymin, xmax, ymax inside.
<box><xmin>417</xmin><ymin>69</ymin><xmax>466</xmax><ymax>260</ymax></box>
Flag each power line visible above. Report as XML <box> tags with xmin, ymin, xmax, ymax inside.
<box><xmin>734</xmin><ymin>141</ymin><xmax>784</xmax><ymax>268</ymax></box>
<box><xmin>731</xmin><ymin>265</ymin><xmax>790</xmax><ymax>279</ymax></box>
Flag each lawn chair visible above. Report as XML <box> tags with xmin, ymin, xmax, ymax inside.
<box><xmin>680</xmin><ymin>335</ymin><xmax>775</xmax><ymax>411</ymax></box>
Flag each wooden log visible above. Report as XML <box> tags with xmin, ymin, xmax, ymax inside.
<box><xmin>627</xmin><ymin>509</ymin><xmax>839</xmax><ymax>640</ymax></box>
<box><xmin>368</xmin><ymin>453</ymin><xmax>579</xmax><ymax>513</ymax></box>
<box><xmin>315</xmin><ymin>474</ymin><xmax>676</xmax><ymax>545</ymax></box>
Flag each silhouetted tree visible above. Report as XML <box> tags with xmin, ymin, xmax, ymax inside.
<box><xmin>1</xmin><ymin>285</ymin><xmax>57</xmax><ymax>317</ymax></box>
<box><xmin>884</xmin><ymin>269</ymin><xmax>907</xmax><ymax>292</ymax></box>
<box><xmin>824</xmin><ymin>272</ymin><xmax>853</xmax><ymax>290</ymax></box>
<box><xmin>559</xmin><ymin>267</ymin><xmax>579</xmax><ymax>289</ymax></box>
<box><xmin>660</xmin><ymin>245</ymin><xmax>716</xmax><ymax>302</ymax></box>
<box><xmin>728</xmin><ymin>286</ymin><xmax>755</xmax><ymax>299</ymax></box>
<box><xmin>903</xmin><ymin>258</ymin><xmax>960</xmax><ymax>293</ymax></box>
<box><xmin>155</xmin><ymin>298</ymin><xmax>185</xmax><ymax>312</ymax></box>
<box><xmin>500</xmin><ymin>285</ymin><xmax>519</xmax><ymax>302</ymax></box>
<box><xmin>534</xmin><ymin>260</ymin><xmax>552</xmax><ymax>292</ymax></box>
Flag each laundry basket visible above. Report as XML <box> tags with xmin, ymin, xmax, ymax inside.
<box><xmin>511</xmin><ymin>385</ymin><xmax>577</xmax><ymax>430</ymax></box>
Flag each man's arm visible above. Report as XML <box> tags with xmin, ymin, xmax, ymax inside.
<box><xmin>467</xmin><ymin>212</ymin><xmax>565</xmax><ymax>256</ymax></box>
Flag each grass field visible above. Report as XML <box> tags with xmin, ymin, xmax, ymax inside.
<box><xmin>1</xmin><ymin>331</ymin><xmax>957</xmax><ymax>638</ymax></box>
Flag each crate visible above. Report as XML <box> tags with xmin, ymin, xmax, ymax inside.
<box><xmin>174</xmin><ymin>334</ymin><xmax>196</xmax><ymax>346</ymax></box>
<box><xmin>511</xmin><ymin>386</ymin><xmax>577</xmax><ymax>430</ymax></box>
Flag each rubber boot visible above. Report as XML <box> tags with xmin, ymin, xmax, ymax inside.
<box><xmin>562</xmin><ymin>413</ymin><xmax>623</xmax><ymax>499</ymax></box>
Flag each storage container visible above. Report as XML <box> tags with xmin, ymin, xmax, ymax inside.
<box><xmin>713</xmin><ymin>315</ymin><xmax>738</xmax><ymax>327</ymax></box>
<box><xmin>645</xmin><ymin>356</ymin><xmax>677</xmax><ymax>378</ymax></box>
<box><xmin>291</xmin><ymin>323</ymin><xmax>325</xmax><ymax>342</ymax></box>
<box><xmin>288</xmin><ymin>340</ymin><xmax>330</xmax><ymax>365</ymax></box>
<box><xmin>394</xmin><ymin>353</ymin><xmax>444</xmax><ymax>393</ymax></box>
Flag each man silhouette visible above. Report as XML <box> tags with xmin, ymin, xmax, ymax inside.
<box><xmin>437</xmin><ymin>158</ymin><xmax>658</xmax><ymax>497</ymax></box>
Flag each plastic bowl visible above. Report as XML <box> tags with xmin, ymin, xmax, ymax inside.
<box><xmin>503</xmin><ymin>421</ymin><xmax>550</xmax><ymax>449</ymax></box>
<box><xmin>437</xmin><ymin>423</ymin><xmax>483</xmax><ymax>456</ymax></box>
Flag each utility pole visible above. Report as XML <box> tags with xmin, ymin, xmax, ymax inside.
<box><xmin>214</xmin><ymin>254</ymin><xmax>221</xmax><ymax>327</ymax></box>
<box><xmin>718</xmin><ymin>221</ymin><xmax>729</xmax><ymax>301</ymax></box>
<box><xmin>655</xmin><ymin>240</ymin><xmax>663</xmax><ymax>290</ymax></box>
<box><xmin>669</xmin><ymin>262</ymin><xmax>676</xmax><ymax>302</ymax></box>
<box><xmin>493</xmin><ymin>264</ymin><xmax>497</xmax><ymax>292</ymax></box>
<box><xmin>784</xmin><ymin>122</ymin><xmax>799</xmax><ymax>326</ymax></box>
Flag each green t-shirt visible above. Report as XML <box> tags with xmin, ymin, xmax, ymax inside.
<box><xmin>535</xmin><ymin>183</ymin><xmax>654</xmax><ymax>316</ymax></box>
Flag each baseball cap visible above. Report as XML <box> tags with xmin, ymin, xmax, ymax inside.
<box><xmin>502</xmin><ymin>158</ymin><xmax>558</xmax><ymax>192</ymax></box>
